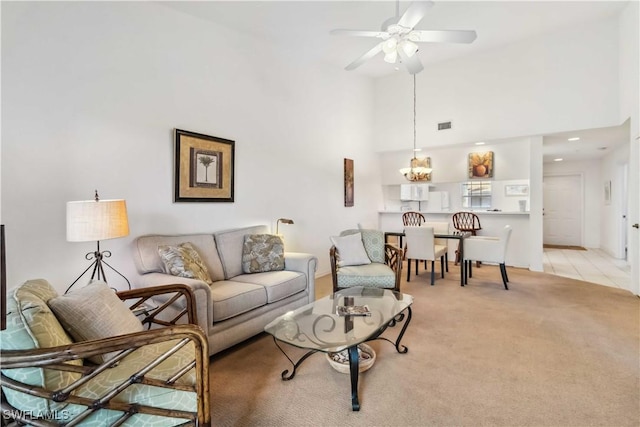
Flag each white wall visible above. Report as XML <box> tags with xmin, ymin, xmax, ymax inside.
<box><xmin>380</xmin><ymin>137</ymin><xmax>531</xmax><ymax>186</ymax></box>
<box><xmin>1</xmin><ymin>2</ymin><xmax>380</xmax><ymax>291</ymax></box>
<box><xmin>599</xmin><ymin>143</ymin><xmax>631</xmax><ymax>258</ymax></box>
<box><xmin>373</xmin><ymin>15</ymin><xmax>620</xmax><ymax>152</ymax></box>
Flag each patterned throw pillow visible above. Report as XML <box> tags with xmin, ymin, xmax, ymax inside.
<box><xmin>242</xmin><ymin>234</ymin><xmax>285</xmax><ymax>273</ymax></box>
<box><xmin>357</xmin><ymin>229</ymin><xmax>386</xmax><ymax>264</ymax></box>
<box><xmin>0</xmin><ymin>279</ymin><xmax>82</xmax><ymax>413</ymax></box>
<box><xmin>158</xmin><ymin>242</ymin><xmax>213</xmax><ymax>285</ymax></box>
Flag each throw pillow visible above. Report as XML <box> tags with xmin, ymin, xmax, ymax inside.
<box><xmin>157</xmin><ymin>242</ymin><xmax>213</xmax><ymax>285</ymax></box>
<box><xmin>356</xmin><ymin>228</ymin><xmax>386</xmax><ymax>264</ymax></box>
<box><xmin>242</xmin><ymin>234</ymin><xmax>285</xmax><ymax>273</ymax></box>
<box><xmin>48</xmin><ymin>281</ymin><xmax>144</xmax><ymax>364</ymax></box>
<box><xmin>330</xmin><ymin>232</ymin><xmax>371</xmax><ymax>267</ymax></box>
<box><xmin>0</xmin><ymin>279</ymin><xmax>82</xmax><ymax>413</ymax></box>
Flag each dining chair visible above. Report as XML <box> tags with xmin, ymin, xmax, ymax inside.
<box><xmin>423</xmin><ymin>221</ymin><xmax>450</xmax><ymax>273</ymax></box>
<box><xmin>402</xmin><ymin>211</ymin><xmax>426</xmax><ymax>227</ymax></box>
<box><xmin>403</xmin><ymin>226</ymin><xmax>447</xmax><ymax>286</ymax></box>
<box><xmin>401</xmin><ymin>212</ymin><xmax>426</xmax><ymax>260</ymax></box>
<box><xmin>452</xmin><ymin>211</ymin><xmax>482</xmax><ymax>266</ymax></box>
<box><xmin>463</xmin><ymin>225</ymin><xmax>512</xmax><ymax>289</ymax></box>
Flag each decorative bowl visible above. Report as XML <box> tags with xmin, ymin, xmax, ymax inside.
<box><xmin>326</xmin><ymin>343</ymin><xmax>376</xmax><ymax>374</ymax></box>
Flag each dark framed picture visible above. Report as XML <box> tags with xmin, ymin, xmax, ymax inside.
<box><xmin>344</xmin><ymin>158</ymin><xmax>354</xmax><ymax>207</ymax></box>
<box><xmin>174</xmin><ymin>129</ymin><xmax>235</xmax><ymax>202</ymax></box>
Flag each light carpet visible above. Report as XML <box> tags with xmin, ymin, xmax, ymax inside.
<box><xmin>210</xmin><ymin>263</ymin><xmax>639</xmax><ymax>426</ymax></box>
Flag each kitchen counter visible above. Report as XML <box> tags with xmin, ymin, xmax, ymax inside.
<box><xmin>379</xmin><ymin>210</ymin><xmax>529</xmax><ymax>215</ymax></box>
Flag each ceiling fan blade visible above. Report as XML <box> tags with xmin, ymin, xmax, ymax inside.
<box><xmin>397</xmin><ymin>1</ymin><xmax>433</xmax><ymax>29</ymax></box>
<box><xmin>412</xmin><ymin>30</ymin><xmax>477</xmax><ymax>43</ymax></box>
<box><xmin>399</xmin><ymin>49</ymin><xmax>424</xmax><ymax>75</ymax></box>
<box><xmin>330</xmin><ymin>29</ymin><xmax>387</xmax><ymax>38</ymax></box>
<box><xmin>345</xmin><ymin>42</ymin><xmax>383</xmax><ymax>70</ymax></box>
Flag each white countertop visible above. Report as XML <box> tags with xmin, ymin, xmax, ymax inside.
<box><xmin>379</xmin><ymin>210</ymin><xmax>530</xmax><ymax>215</ymax></box>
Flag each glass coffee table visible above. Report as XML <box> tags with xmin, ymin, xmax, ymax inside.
<box><xmin>264</xmin><ymin>286</ymin><xmax>413</xmax><ymax>411</ymax></box>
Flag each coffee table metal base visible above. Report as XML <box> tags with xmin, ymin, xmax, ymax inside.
<box><xmin>271</xmin><ymin>307</ymin><xmax>412</xmax><ymax>411</ymax></box>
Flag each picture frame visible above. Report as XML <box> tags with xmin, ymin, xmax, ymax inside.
<box><xmin>604</xmin><ymin>180</ymin><xmax>611</xmax><ymax>205</ymax></box>
<box><xmin>344</xmin><ymin>158</ymin><xmax>354</xmax><ymax>207</ymax></box>
<box><xmin>468</xmin><ymin>151</ymin><xmax>494</xmax><ymax>178</ymax></box>
<box><xmin>174</xmin><ymin>129</ymin><xmax>235</xmax><ymax>202</ymax></box>
<box><xmin>505</xmin><ymin>184</ymin><xmax>529</xmax><ymax>196</ymax></box>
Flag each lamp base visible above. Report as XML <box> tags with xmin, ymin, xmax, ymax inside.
<box><xmin>65</xmin><ymin>242</ymin><xmax>131</xmax><ymax>294</ymax></box>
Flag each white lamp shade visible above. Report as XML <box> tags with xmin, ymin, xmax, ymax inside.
<box><xmin>66</xmin><ymin>199</ymin><xmax>129</xmax><ymax>242</ymax></box>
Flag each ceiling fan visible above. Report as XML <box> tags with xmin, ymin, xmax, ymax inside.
<box><xmin>331</xmin><ymin>1</ymin><xmax>477</xmax><ymax>74</ymax></box>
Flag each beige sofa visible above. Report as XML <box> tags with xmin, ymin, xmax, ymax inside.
<box><xmin>132</xmin><ymin>225</ymin><xmax>317</xmax><ymax>356</ymax></box>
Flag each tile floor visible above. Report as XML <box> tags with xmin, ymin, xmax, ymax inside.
<box><xmin>543</xmin><ymin>248</ymin><xmax>631</xmax><ymax>289</ymax></box>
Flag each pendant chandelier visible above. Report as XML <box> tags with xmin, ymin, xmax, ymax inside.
<box><xmin>399</xmin><ymin>74</ymin><xmax>432</xmax><ymax>182</ymax></box>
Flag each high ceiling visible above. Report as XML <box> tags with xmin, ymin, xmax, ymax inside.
<box><xmin>159</xmin><ymin>1</ymin><xmax>631</xmax><ymax>160</ymax></box>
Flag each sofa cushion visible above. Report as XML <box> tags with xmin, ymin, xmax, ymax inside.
<box><xmin>215</xmin><ymin>225</ymin><xmax>268</xmax><ymax>279</ymax></box>
<box><xmin>336</xmin><ymin>263</ymin><xmax>397</xmax><ymax>289</ymax></box>
<box><xmin>134</xmin><ymin>234</ymin><xmax>225</xmax><ymax>282</ymax></box>
<box><xmin>242</xmin><ymin>234</ymin><xmax>285</xmax><ymax>273</ymax></box>
<box><xmin>65</xmin><ymin>339</ymin><xmax>198</xmax><ymax>426</ymax></box>
<box><xmin>0</xmin><ymin>279</ymin><xmax>82</xmax><ymax>413</ymax></box>
<box><xmin>232</xmin><ymin>271</ymin><xmax>306</xmax><ymax>303</ymax></box>
<box><xmin>48</xmin><ymin>281</ymin><xmax>144</xmax><ymax>364</ymax></box>
<box><xmin>330</xmin><ymin>232</ymin><xmax>371</xmax><ymax>267</ymax></box>
<box><xmin>209</xmin><ymin>280</ymin><xmax>268</xmax><ymax>322</ymax></box>
<box><xmin>158</xmin><ymin>242</ymin><xmax>213</xmax><ymax>285</ymax></box>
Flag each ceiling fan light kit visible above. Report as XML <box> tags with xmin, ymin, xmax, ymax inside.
<box><xmin>331</xmin><ymin>1</ymin><xmax>477</xmax><ymax>75</ymax></box>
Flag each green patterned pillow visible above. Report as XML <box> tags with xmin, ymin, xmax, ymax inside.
<box><xmin>242</xmin><ymin>234</ymin><xmax>285</xmax><ymax>273</ymax></box>
<box><xmin>0</xmin><ymin>279</ymin><xmax>82</xmax><ymax>413</ymax></box>
<box><xmin>158</xmin><ymin>242</ymin><xmax>213</xmax><ymax>285</ymax></box>
<box><xmin>358</xmin><ymin>229</ymin><xmax>386</xmax><ymax>264</ymax></box>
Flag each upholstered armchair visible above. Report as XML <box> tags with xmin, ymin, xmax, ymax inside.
<box><xmin>329</xmin><ymin>229</ymin><xmax>402</xmax><ymax>293</ymax></box>
<box><xmin>1</xmin><ymin>279</ymin><xmax>210</xmax><ymax>426</ymax></box>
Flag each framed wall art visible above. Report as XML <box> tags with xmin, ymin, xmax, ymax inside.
<box><xmin>505</xmin><ymin>184</ymin><xmax>529</xmax><ymax>196</ymax></box>
<box><xmin>468</xmin><ymin>151</ymin><xmax>494</xmax><ymax>178</ymax></box>
<box><xmin>604</xmin><ymin>180</ymin><xmax>611</xmax><ymax>205</ymax></box>
<box><xmin>344</xmin><ymin>158</ymin><xmax>354</xmax><ymax>207</ymax></box>
<box><xmin>174</xmin><ymin>129</ymin><xmax>235</xmax><ymax>202</ymax></box>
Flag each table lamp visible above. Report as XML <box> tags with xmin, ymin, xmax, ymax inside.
<box><xmin>66</xmin><ymin>190</ymin><xmax>130</xmax><ymax>293</ymax></box>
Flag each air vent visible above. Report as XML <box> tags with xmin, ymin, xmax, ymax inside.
<box><xmin>438</xmin><ymin>121</ymin><xmax>452</xmax><ymax>130</ymax></box>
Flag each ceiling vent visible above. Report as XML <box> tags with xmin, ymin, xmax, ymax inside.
<box><xmin>438</xmin><ymin>121</ymin><xmax>452</xmax><ymax>131</ymax></box>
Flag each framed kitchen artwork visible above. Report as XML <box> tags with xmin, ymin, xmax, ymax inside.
<box><xmin>468</xmin><ymin>151</ymin><xmax>494</xmax><ymax>178</ymax></box>
<box><xmin>174</xmin><ymin>129</ymin><xmax>235</xmax><ymax>202</ymax></box>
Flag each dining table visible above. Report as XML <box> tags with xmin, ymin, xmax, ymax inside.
<box><xmin>384</xmin><ymin>230</ymin><xmax>470</xmax><ymax>286</ymax></box>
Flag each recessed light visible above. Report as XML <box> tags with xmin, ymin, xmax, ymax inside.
<box><xmin>554</xmin><ymin>158</ymin><xmax>564</xmax><ymax>162</ymax></box>
<box><xmin>475</xmin><ymin>141</ymin><xmax>485</xmax><ymax>145</ymax></box>
<box><xmin>568</xmin><ymin>137</ymin><xmax>580</xmax><ymax>141</ymax></box>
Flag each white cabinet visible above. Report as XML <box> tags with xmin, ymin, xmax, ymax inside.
<box><xmin>400</xmin><ymin>184</ymin><xmax>430</xmax><ymax>201</ymax></box>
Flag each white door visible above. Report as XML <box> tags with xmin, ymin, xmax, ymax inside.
<box><xmin>543</xmin><ymin>175</ymin><xmax>583</xmax><ymax>246</ymax></box>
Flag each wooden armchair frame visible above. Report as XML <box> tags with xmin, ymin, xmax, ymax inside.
<box><xmin>1</xmin><ymin>284</ymin><xmax>210</xmax><ymax>427</ymax></box>
<box><xmin>330</xmin><ymin>243</ymin><xmax>403</xmax><ymax>293</ymax></box>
